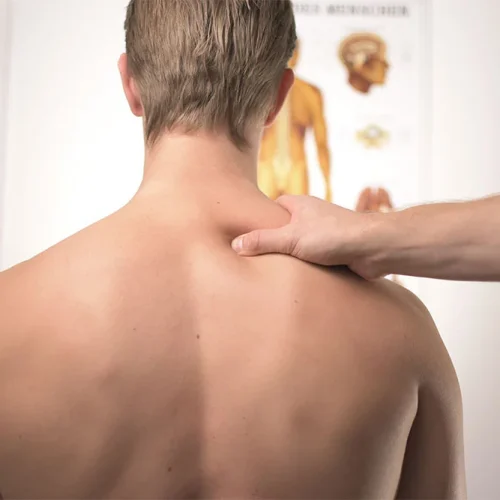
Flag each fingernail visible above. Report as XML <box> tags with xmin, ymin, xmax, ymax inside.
<box><xmin>232</xmin><ymin>237</ymin><xmax>244</xmax><ymax>253</ymax></box>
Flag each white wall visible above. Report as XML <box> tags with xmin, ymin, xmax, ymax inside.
<box><xmin>2</xmin><ymin>0</ymin><xmax>143</xmax><ymax>266</ymax></box>
<box><xmin>0</xmin><ymin>0</ymin><xmax>10</xmax><ymax>266</ymax></box>
<box><xmin>420</xmin><ymin>0</ymin><xmax>500</xmax><ymax>497</ymax></box>
<box><xmin>1</xmin><ymin>0</ymin><xmax>500</xmax><ymax>498</ymax></box>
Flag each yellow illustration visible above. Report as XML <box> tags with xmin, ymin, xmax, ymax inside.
<box><xmin>356</xmin><ymin>187</ymin><xmax>394</xmax><ymax>213</ymax></box>
<box><xmin>339</xmin><ymin>33</ymin><xmax>390</xmax><ymax>94</ymax></box>
<box><xmin>357</xmin><ymin>124</ymin><xmax>390</xmax><ymax>149</ymax></box>
<box><xmin>258</xmin><ymin>41</ymin><xmax>332</xmax><ymax>202</ymax></box>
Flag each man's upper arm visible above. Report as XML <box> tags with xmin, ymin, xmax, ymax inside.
<box><xmin>396</xmin><ymin>296</ymin><xmax>466</xmax><ymax>499</ymax></box>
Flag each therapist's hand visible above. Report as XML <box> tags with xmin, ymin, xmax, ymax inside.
<box><xmin>232</xmin><ymin>195</ymin><xmax>379</xmax><ymax>276</ymax></box>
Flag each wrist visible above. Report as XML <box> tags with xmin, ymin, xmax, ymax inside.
<box><xmin>350</xmin><ymin>212</ymin><xmax>400</xmax><ymax>279</ymax></box>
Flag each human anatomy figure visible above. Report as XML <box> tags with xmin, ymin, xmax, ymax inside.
<box><xmin>259</xmin><ymin>41</ymin><xmax>332</xmax><ymax>201</ymax></box>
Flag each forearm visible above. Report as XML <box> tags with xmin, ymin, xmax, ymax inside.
<box><xmin>361</xmin><ymin>195</ymin><xmax>500</xmax><ymax>281</ymax></box>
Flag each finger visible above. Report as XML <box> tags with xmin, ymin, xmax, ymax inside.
<box><xmin>349</xmin><ymin>261</ymin><xmax>384</xmax><ymax>281</ymax></box>
<box><xmin>232</xmin><ymin>227</ymin><xmax>296</xmax><ymax>257</ymax></box>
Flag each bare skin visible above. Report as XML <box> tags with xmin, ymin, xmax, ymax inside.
<box><xmin>0</xmin><ymin>135</ymin><xmax>465</xmax><ymax>499</ymax></box>
<box><xmin>0</xmin><ymin>49</ymin><xmax>465</xmax><ymax>498</ymax></box>
<box><xmin>233</xmin><ymin>194</ymin><xmax>500</xmax><ymax>282</ymax></box>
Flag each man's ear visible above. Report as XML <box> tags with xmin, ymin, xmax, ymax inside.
<box><xmin>118</xmin><ymin>53</ymin><xmax>144</xmax><ymax>117</ymax></box>
<box><xmin>265</xmin><ymin>68</ymin><xmax>295</xmax><ymax>127</ymax></box>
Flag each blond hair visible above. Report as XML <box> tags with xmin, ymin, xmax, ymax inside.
<box><xmin>124</xmin><ymin>0</ymin><xmax>297</xmax><ymax>148</ymax></box>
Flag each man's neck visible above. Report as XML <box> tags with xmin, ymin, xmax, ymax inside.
<box><xmin>131</xmin><ymin>131</ymin><xmax>289</xmax><ymax>238</ymax></box>
<box><xmin>140</xmin><ymin>132</ymin><xmax>260</xmax><ymax>193</ymax></box>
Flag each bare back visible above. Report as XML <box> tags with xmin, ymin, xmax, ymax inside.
<box><xmin>0</xmin><ymin>191</ymin><xmax>464</xmax><ymax>499</ymax></box>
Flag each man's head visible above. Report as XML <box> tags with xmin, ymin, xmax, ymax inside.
<box><xmin>120</xmin><ymin>0</ymin><xmax>297</xmax><ymax>150</ymax></box>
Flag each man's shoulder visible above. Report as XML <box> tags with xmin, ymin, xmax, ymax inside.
<box><xmin>1</xmin><ymin>207</ymin><xmax>131</xmax><ymax>277</ymax></box>
<box><xmin>290</xmin><ymin>258</ymin><xmax>421</xmax><ymax>315</ymax></box>
<box><xmin>338</xmin><ymin>276</ymin><xmax>454</xmax><ymax>384</ymax></box>
<box><xmin>0</xmin><ymin>213</ymin><xmax>123</xmax><ymax>315</ymax></box>
<box><xmin>280</xmin><ymin>258</ymin><xmax>438</xmax><ymax>352</ymax></box>
<box><xmin>263</xmin><ymin>253</ymin><xmax>419</xmax><ymax>320</ymax></box>
<box><xmin>0</xmin><ymin>247</ymin><xmax>70</xmax><ymax>337</ymax></box>
<box><xmin>263</xmin><ymin>258</ymin><xmax>439</xmax><ymax>390</ymax></box>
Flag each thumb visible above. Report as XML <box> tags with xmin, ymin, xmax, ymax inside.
<box><xmin>232</xmin><ymin>226</ymin><xmax>296</xmax><ymax>257</ymax></box>
<box><xmin>275</xmin><ymin>195</ymin><xmax>300</xmax><ymax>213</ymax></box>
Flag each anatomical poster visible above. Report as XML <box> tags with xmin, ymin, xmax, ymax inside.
<box><xmin>258</xmin><ymin>0</ymin><xmax>430</xmax><ymax>291</ymax></box>
<box><xmin>258</xmin><ymin>0</ymin><xmax>430</xmax><ymax>214</ymax></box>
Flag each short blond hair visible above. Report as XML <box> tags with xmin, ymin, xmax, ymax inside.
<box><xmin>124</xmin><ymin>0</ymin><xmax>297</xmax><ymax>148</ymax></box>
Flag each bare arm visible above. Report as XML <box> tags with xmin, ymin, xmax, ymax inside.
<box><xmin>233</xmin><ymin>194</ymin><xmax>500</xmax><ymax>282</ymax></box>
<box><xmin>397</xmin><ymin>381</ymin><xmax>466</xmax><ymax>499</ymax></box>
<box><xmin>364</xmin><ymin>195</ymin><xmax>500</xmax><ymax>281</ymax></box>
<box><xmin>396</xmin><ymin>293</ymin><xmax>466</xmax><ymax>499</ymax></box>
